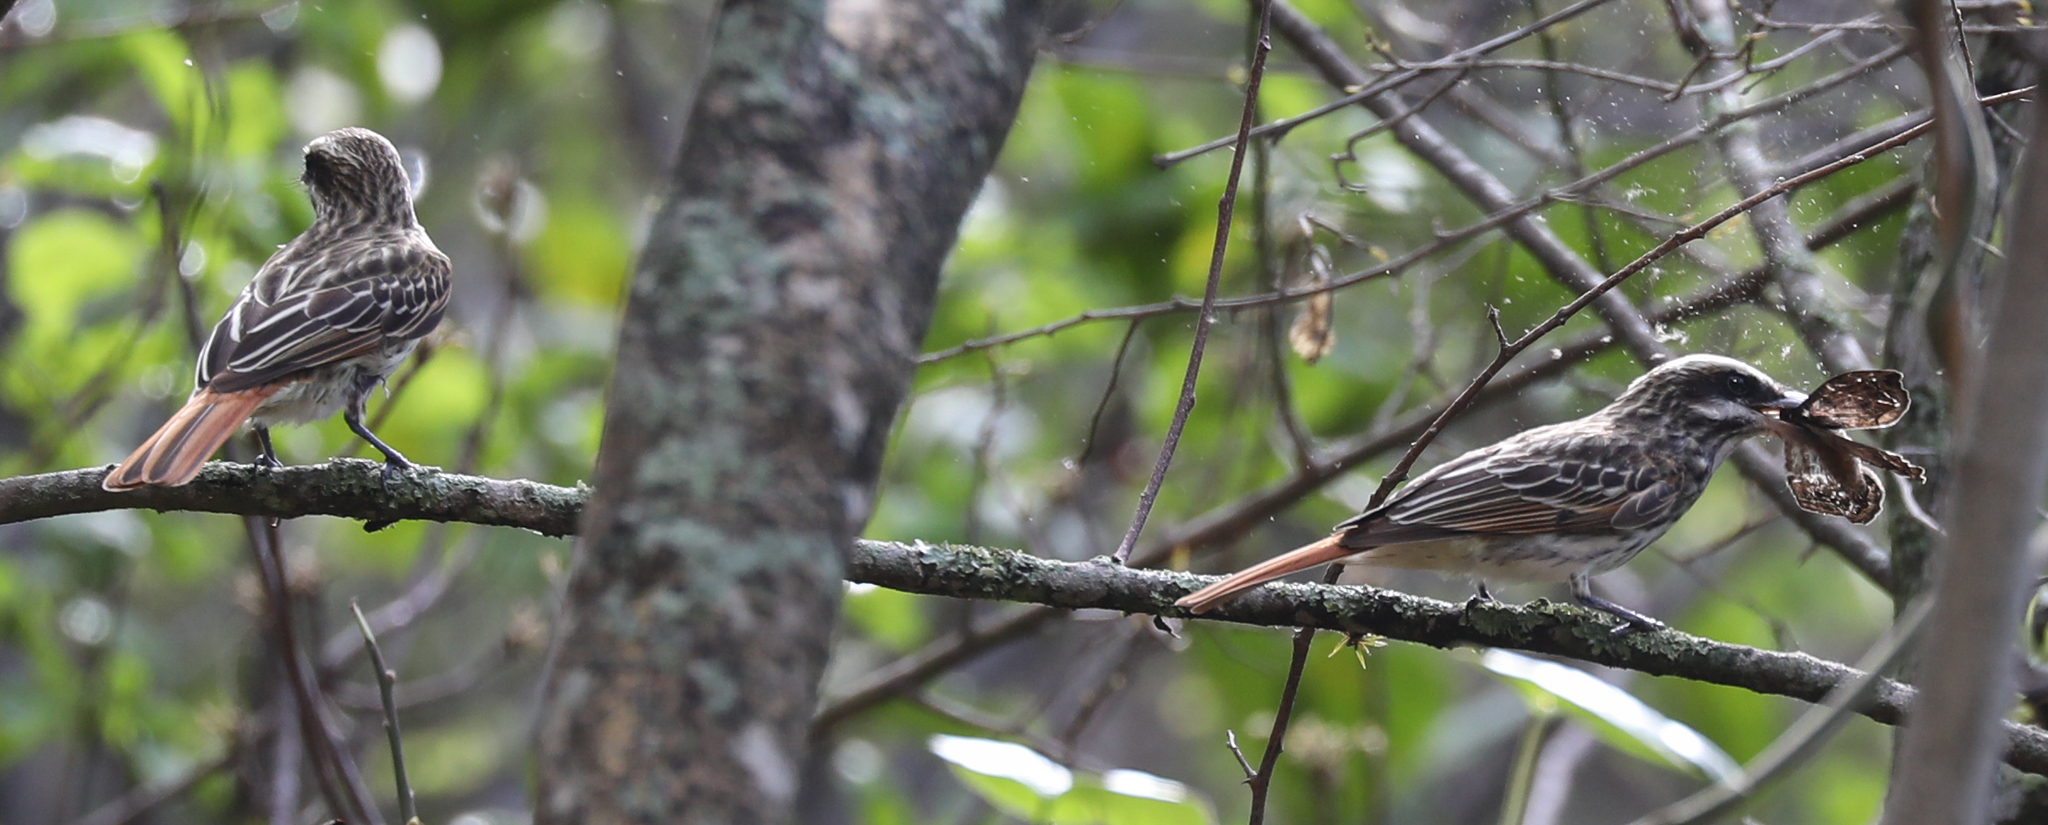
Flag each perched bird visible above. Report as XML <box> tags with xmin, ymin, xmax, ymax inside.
<box><xmin>1175</xmin><ymin>355</ymin><xmax>1808</xmax><ymax>630</ymax></box>
<box><xmin>103</xmin><ymin>127</ymin><xmax>450</xmax><ymax>490</ymax></box>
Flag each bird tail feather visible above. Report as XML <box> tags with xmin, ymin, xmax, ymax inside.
<box><xmin>1176</xmin><ymin>535</ymin><xmax>1360</xmax><ymax>613</ymax></box>
<box><xmin>103</xmin><ymin>387</ymin><xmax>279</xmax><ymax>490</ymax></box>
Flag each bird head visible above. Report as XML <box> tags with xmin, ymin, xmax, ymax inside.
<box><xmin>301</xmin><ymin>127</ymin><xmax>414</xmax><ymax>227</ymax></box>
<box><xmin>1610</xmin><ymin>354</ymin><xmax>1807</xmax><ymax>441</ymax></box>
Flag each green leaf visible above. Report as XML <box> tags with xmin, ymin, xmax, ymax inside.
<box><xmin>6</xmin><ymin>209</ymin><xmax>142</xmax><ymax>325</ymax></box>
<box><xmin>949</xmin><ymin>765</ymin><xmax>1058</xmax><ymax>821</ymax></box>
<box><xmin>1047</xmin><ymin>773</ymin><xmax>1218</xmax><ymax>825</ymax></box>
<box><xmin>929</xmin><ymin>735</ymin><xmax>1217</xmax><ymax>825</ymax></box>
<box><xmin>1480</xmin><ymin>650</ymin><xmax>1741</xmax><ymax>782</ymax></box>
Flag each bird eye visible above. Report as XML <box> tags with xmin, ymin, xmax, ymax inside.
<box><xmin>1726</xmin><ymin>373</ymin><xmax>1752</xmax><ymax>394</ymax></box>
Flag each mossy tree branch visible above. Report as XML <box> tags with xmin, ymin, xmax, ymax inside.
<box><xmin>0</xmin><ymin>461</ymin><xmax>584</xmax><ymax>536</ymax></box>
<box><xmin>13</xmin><ymin>460</ymin><xmax>2048</xmax><ymax>778</ymax></box>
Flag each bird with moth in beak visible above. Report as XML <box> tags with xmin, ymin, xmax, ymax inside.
<box><xmin>1176</xmin><ymin>354</ymin><xmax>1809</xmax><ymax>632</ymax></box>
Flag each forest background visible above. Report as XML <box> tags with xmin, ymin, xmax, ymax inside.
<box><xmin>0</xmin><ymin>0</ymin><xmax>2039</xmax><ymax>823</ymax></box>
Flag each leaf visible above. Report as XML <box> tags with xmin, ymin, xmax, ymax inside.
<box><xmin>929</xmin><ymin>735</ymin><xmax>1217</xmax><ymax>825</ymax></box>
<box><xmin>1288</xmin><ymin>243</ymin><xmax>1336</xmax><ymax>364</ymax></box>
<box><xmin>1480</xmin><ymin>650</ymin><xmax>1742</xmax><ymax>783</ymax></box>
<box><xmin>1049</xmin><ymin>776</ymin><xmax>1218</xmax><ymax>825</ymax></box>
<box><xmin>1289</xmin><ymin>290</ymin><xmax>1335</xmax><ymax>364</ymax></box>
<box><xmin>6</xmin><ymin>209</ymin><xmax>141</xmax><ymax>325</ymax></box>
<box><xmin>930</xmin><ymin>734</ymin><xmax>1072</xmax><ymax>799</ymax></box>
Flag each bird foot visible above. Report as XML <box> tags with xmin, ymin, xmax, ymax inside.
<box><xmin>379</xmin><ymin>457</ymin><xmax>415</xmax><ymax>488</ymax></box>
<box><xmin>1576</xmin><ymin>594</ymin><xmax>1665</xmax><ymax>636</ymax></box>
<box><xmin>254</xmin><ymin>453</ymin><xmax>283</xmax><ymax>471</ymax></box>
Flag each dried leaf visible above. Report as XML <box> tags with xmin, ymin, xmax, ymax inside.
<box><xmin>1289</xmin><ymin>243</ymin><xmax>1336</xmax><ymax>364</ymax></box>
<box><xmin>1290</xmin><ymin>291</ymin><xmax>1335</xmax><ymax>363</ymax></box>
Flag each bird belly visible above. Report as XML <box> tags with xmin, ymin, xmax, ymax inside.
<box><xmin>1350</xmin><ymin>533</ymin><xmax>1648</xmax><ymax>583</ymax></box>
<box><xmin>247</xmin><ymin>340</ymin><xmax>418</xmax><ymax>427</ymax></box>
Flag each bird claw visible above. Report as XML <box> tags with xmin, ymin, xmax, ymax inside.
<box><xmin>379</xmin><ymin>458</ymin><xmax>413</xmax><ymax>488</ymax></box>
<box><xmin>1607</xmin><ymin>616</ymin><xmax>1665</xmax><ymax>637</ymax></box>
<box><xmin>254</xmin><ymin>453</ymin><xmax>283</xmax><ymax>471</ymax></box>
<box><xmin>1575</xmin><ymin>593</ymin><xmax>1665</xmax><ymax>636</ymax></box>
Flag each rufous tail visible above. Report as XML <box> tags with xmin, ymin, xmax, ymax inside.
<box><xmin>1176</xmin><ymin>535</ymin><xmax>1359</xmax><ymax>613</ymax></box>
<box><xmin>102</xmin><ymin>387</ymin><xmax>279</xmax><ymax>491</ymax></box>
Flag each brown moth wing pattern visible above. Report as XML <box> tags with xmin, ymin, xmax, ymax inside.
<box><xmin>1832</xmin><ymin>437</ymin><xmax>1927</xmax><ymax>483</ymax></box>
<box><xmin>1781</xmin><ymin>426</ymin><xmax>1884</xmax><ymax>524</ymax></box>
<box><xmin>1767</xmin><ymin>369</ymin><xmax>1926</xmax><ymax>523</ymax></box>
<box><xmin>1787</xmin><ymin>369</ymin><xmax>1911</xmax><ymax>430</ymax></box>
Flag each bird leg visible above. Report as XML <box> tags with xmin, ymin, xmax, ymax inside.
<box><xmin>1570</xmin><ymin>574</ymin><xmax>1664</xmax><ymax>635</ymax></box>
<box><xmin>343</xmin><ymin>399</ymin><xmax>414</xmax><ymax>484</ymax></box>
<box><xmin>251</xmin><ymin>426</ymin><xmax>283</xmax><ymax>470</ymax></box>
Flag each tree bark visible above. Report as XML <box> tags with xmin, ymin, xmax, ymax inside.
<box><xmin>531</xmin><ymin>0</ymin><xmax>1044</xmax><ymax>821</ymax></box>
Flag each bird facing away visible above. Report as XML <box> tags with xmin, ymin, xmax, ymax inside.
<box><xmin>1175</xmin><ymin>355</ymin><xmax>1808</xmax><ymax>630</ymax></box>
<box><xmin>103</xmin><ymin>127</ymin><xmax>450</xmax><ymax>491</ymax></box>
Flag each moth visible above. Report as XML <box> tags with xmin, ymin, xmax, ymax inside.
<box><xmin>1766</xmin><ymin>370</ymin><xmax>1926</xmax><ymax>524</ymax></box>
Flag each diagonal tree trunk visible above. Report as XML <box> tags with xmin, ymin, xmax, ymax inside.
<box><xmin>534</xmin><ymin>0</ymin><xmax>1045</xmax><ymax>820</ymax></box>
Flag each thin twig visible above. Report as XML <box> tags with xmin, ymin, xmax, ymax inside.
<box><xmin>922</xmin><ymin>84</ymin><xmax>2007</xmax><ymax>367</ymax></box>
<box><xmin>351</xmin><ymin>599</ymin><xmax>418</xmax><ymax>825</ymax></box>
<box><xmin>1247</xmin><ymin>621</ymin><xmax>1318</xmax><ymax>824</ymax></box>
<box><xmin>1076</xmin><ymin>321</ymin><xmax>1143</xmax><ymax>464</ymax></box>
<box><xmin>1110</xmin><ymin>0</ymin><xmax>1273</xmax><ymax>564</ymax></box>
<box><xmin>1152</xmin><ymin>0</ymin><xmax>1617</xmax><ymax>167</ymax></box>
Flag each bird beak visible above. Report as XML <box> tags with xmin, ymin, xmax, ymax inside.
<box><xmin>1751</xmin><ymin>390</ymin><xmax>1808</xmax><ymax>414</ymax></box>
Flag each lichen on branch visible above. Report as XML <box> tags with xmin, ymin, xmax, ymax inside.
<box><xmin>9</xmin><ymin>459</ymin><xmax>2048</xmax><ymax>777</ymax></box>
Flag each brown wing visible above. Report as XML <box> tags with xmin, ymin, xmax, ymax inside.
<box><xmin>1336</xmin><ymin>426</ymin><xmax>1687</xmax><ymax>547</ymax></box>
<box><xmin>197</xmin><ymin>238</ymin><xmax>450</xmax><ymax>393</ymax></box>
<box><xmin>1792</xmin><ymin>370</ymin><xmax>1910</xmax><ymax>430</ymax></box>
<box><xmin>1783</xmin><ymin>433</ymin><xmax>1884</xmax><ymax>524</ymax></box>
